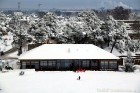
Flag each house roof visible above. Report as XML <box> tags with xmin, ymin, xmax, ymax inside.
<box><xmin>19</xmin><ymin>44</ymin><xmax>119</xmax><ymax>60</ymax></box>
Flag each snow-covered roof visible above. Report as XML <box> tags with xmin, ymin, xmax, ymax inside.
<box><xmin>19</xmin><ymin>44</ymin><xmax>119</xmax><ymax>60</ymax></box>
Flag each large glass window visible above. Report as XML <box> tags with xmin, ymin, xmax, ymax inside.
<box><xmin>26</xmin><ymin>62</ymin><xmax>31</xmax><ymax>69</ymax></box>
<box><xmin>22</xmin><ymin>62</ymin><xmax>27</xmax><ymax>69</ymax></box>
<box><xmin>91</xmin><ymin>60</ymin><xmax>98</xmax><ymax>67</ymax></box>
<box><xmin>109</xmin><ymin>61</ymin><xmax>117</xmax><ymax>69</ymax></box>
<box><xmin>104</xmin><ymin>62</ymin><xmax>108</xmax><ymax>69</ymax></box>
<box><xmin>31</xmin><ymin>61</ymin><xmax>39</xmax><ymax>69</ymax></box>
<box><xmin>48</xmin><ymin>61</ymin><xmax>56</xmax><ymax>67</ymax></box>
<box><xmin>40</xmin><ymin>61</ymin><xmax>47</xmax><ymax>66</ymax></box>
<box><xmin>100</xmin><ymin>61</ymin><xmax>117</xmax><ymax>70</ymax></box>
<box><xmin>82</xmin><ymin>60</ymin><xmax>90</xmax><ymax>68</ymax></box>
<box><xmin>58</xmin><ymin>60</ymin><xmax>71</xmax><ymax>68</ymax></box>
<box><xmin>100</xmin><ymin>62</ymin><xmax>104</xmax><ymax>69</ymax></box>
<box><xmin>65</xmin><ymin>62</ymin><xmax>72</xmax><ymax>68</ymax></box>
<box><xmin>40</xmin><ymin>61</ymin><xmax>56</xmax><ymax>67</ymax></box>
<box><xmin>22</xmin><ymin>61</ymin><xmax>37</xmax><ymax>69</ymax></box>
<box><xmin>100</xmin><ymin>61</ymin><xmax>109</xmax><ymax>69</ymax></box>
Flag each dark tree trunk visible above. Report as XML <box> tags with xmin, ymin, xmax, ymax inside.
<box><xmin>110</xmin><ymin>36</ymin><xmax>117</xmax><ymax>53</ymax></box>
<box><xmin>18</xmin><ymin>34</ymin><xmax>22</xmax><ymax>56</ymax></box>
<box><xmin>107</xmin><ymin>37</ymin><xmax>110</xmax><ymax>47</ymax></box>
<box><xmin>18</xmin><ymin>45</ymin><xmax>22</xmax><ymax>56</ymax></box>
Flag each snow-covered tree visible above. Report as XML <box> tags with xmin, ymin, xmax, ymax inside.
<box><xmin>43</xmin><ymin>12</ymin><xmax>60</xmax><ymax>38</ymax></box>
<box><xmin>65</xmin><ymin>11</ymin><xmax>104</xmax><ymax>45</ymax></box>
<box><xmin>1</xmin><ymin>11</ymin><xmax>137</xmax><ymax>57</ymax></box>
<box><xmin>124</xmin><ymin>50</ymin><xmax>134</xmax><ymax>72</ymax></box>
<box><xmin>10</xmin><ymin>13</ymin><xmax>29</xmax><ymax>55</ymax></box>
<box><xmin>54</xmin><ymin>11</ymin><xmax>103</xmax><ymax>44</ymax></box>
<box><xmin>125</xmin><ymin>39</ymin><xmax>135</xmax><ymax>52</ymax></box>
<box><xmin>102</xmin><ymin>15</ymin><xmax>129</xmax><ymax>52</ymax></box>
<box><xmin>27</xmin><ymin>12</ymin><xmax>61</xmax><ymax>43</ymax></box>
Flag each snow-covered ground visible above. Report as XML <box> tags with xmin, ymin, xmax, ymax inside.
<box><xmin>0</xmin><ymin>70</ymin><xmax>140</xmax><ymax>93</ymax></box>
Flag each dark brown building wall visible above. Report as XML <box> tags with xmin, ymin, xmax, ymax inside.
<box><xmin>134</xmin><ymin>59</ymin><xmax>140</xmax><ymax>65</ymax></box>
<box><xmin>117</xmin><ymin>58</ymin><xmax>123</xmax><ymax>65</ymax></box>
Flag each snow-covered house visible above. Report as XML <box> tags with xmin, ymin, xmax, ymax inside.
<box><xmin>19</xmin><ymin>44</ymin><xmax>119</xmax><ymax>71</ymax></box>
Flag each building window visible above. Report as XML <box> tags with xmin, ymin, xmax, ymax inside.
<box><xmin>40</xmin><ymin>61</ymin><xmax>47</xmax><ymax>66</ymax></box>
<box><xmin>22</xmin><ymin>62</ymin><xmax>27</xmax><ymax>69</ymax></box>
<box><xmin>31</xmin><ymin>61</ymin><xmax>39</xmax><ymax>69</ymax></box>
<box><xmin>100</xmin><ymin>61</ymin><xmax>109</xmax><ymax>70</ymax></box>
<box><xmin>22</xmin><ymin>61</ymin><xmax>37</xmax><ymax>69</ymax></box>
<box><xmin>109</xmin><ymin>61</ymin><xmax>117</xmax><ymax>69</ymax></box>
<box><xmin>104</xmin><ymin>62</ymin><xmax>108</xmax><ymax>69</ymax></box>
<box><xmin>65</xmin><ymin>62</ymin><xmax>72</xmax><ymax>68</ymax></box>
<box><xmin>91</xmin><ymin>60</ymin><xmax>98</xmax><ymax>67</ymax></box>
<box><xmin>26</xmin><ymin>62</ymin><xmax>31</xmax><ymax>69</ymax></box>
<box><xmin>40</xmin><ymin>60</ymin><xmax>56</xmax><ymax>67</ymax></box>
<box><xmin>47</xmin><ymin>61</ymin><xmax>56</xmax><ymax>67</ymax></box>
<box><xmin>82</xmin><ymin>60</ymin><xmax>90</xmax><ymax>68</ymax></box>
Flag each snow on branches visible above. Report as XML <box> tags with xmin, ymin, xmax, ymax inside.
<box><xmin>0</xmin><ymin>11</ymin><xmax>139</xmax><ymax>54</ymax></box>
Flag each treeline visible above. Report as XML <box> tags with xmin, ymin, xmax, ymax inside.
<box><xmin>50</xmin><ymin>6</ymin><xmax>131</xmax><ymax>20</ymax></box>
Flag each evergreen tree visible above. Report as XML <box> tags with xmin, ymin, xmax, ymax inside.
<box><xmin>124</xmin><ymin>50</ymin><xmax>134</xmax><ymax>72</ymax></box>
<box><xmin>112</xmin><ymin>6</ymin><xmax>131</xmax><ymax>20</ymax></box>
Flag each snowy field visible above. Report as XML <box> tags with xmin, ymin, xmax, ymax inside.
<box><xmin>0</xmin><ymin>70</ymin><xmax>140</xmax><ymax>93</ymax></box>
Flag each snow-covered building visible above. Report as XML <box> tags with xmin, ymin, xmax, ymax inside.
<box><xmin>14</xmin><ymin>12</ymin><xmax>23</xmax><ymax>16</ymax></box>
<box><xmin>19</xmin><ymin>44</ymin><xmax>119</xmax><ymax>71</ymax></box>
<box><xmin>117</xmin><ymin>20</ymin><xmax>140</xmax><ymax>39</ymax></box>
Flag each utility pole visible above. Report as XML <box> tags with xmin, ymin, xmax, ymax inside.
<box><xmin>17</xmin><ymin>2</ymin><xmax>23</xmax><ymax>56</ymax></box>
<box><xmin>18</xmin><ymin>2</ymin><xmax>21</xmax><ymax>11</ymax></box>
<box><xmin>17</xmin><ymin>17</ymin><xmax>23</xmax><ymax>56</ymax></box>
<box><xmin>38</xmin><ymin>3</ymin><xmax>42</xmax><ymax>11</ymax></box>
<box><xmin>17</xmin><ymin>29</ymin><xmax>22</xmax><ymax>56</ymax></box>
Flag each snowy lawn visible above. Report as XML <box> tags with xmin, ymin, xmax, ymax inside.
<box><xmin>0</xmin><ymin>70</ymin><xmax>140</xmax><ymax>93</ymax></box>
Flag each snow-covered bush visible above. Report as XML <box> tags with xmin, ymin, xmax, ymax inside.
<box><xmin>115</xmin><ymin>41</ymin><xmax>124</xmax><ymax>53</ymax></box>
<box><xmin>125</xmin><ymin>40</ymin><xmax>136</xmax><ymax>52</ymax></box>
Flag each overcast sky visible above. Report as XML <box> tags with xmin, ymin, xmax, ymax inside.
<box><xmin>0</xmin><ymin>0</ymin><xmax>140</xmax><ymax>10</ymax></box>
